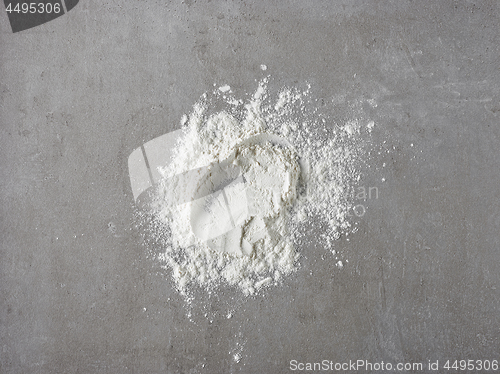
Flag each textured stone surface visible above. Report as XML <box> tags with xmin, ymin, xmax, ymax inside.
<box><xmin>1</xmin><ymin>1</ymin><xmax>499</xmax><ymax>372</ymax></box>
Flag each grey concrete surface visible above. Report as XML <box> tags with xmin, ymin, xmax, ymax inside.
<box><xmin>1</xmin><ymin>1</ymin><xmax>500</xmax><ymax>373</ymax></box>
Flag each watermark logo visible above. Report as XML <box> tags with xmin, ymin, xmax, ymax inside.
<box><xmin>128</xmin><ymin>131</ymin><xmax>295</xmax><ymax>256</ymax></box>
<box><xmin>347</xmin><ymin>185</ymin><xmax>379</xmax><ymax>218</ymax></box>
<box><xmin>4</xmin><ymin>0</ymin><xmax>79</xmax><ymax>33</ymax></box>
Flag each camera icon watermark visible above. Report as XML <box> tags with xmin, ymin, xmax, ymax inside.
<box><xmin>129</xmin><ymin>130</ymin><xmax>303</xmax><ymax>257</ymax></box>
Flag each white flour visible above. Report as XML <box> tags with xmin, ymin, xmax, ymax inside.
<box><xmin>144</xmin><ymin>79</ymin><xmax>368</xmax><ymax>296</ymax></box>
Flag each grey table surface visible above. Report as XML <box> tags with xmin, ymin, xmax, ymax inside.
<box><xmin>1</xmin><ymin>1</ymin><xmax>500</xmax><ymax>373</ymax></box>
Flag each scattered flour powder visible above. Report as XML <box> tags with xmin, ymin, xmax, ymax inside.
<box><xmin>142</xmin><ymin>78</ymin><xmax>369</xmax><ymax>296</ymax></box>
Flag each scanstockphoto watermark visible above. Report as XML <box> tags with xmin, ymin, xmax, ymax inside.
<box><xmin>346</xmin><ymin>185</ymin><xmax>379</xmax><ymax>218</ymax></box>
<box><xmin>289</xmin><ymin>359</ymin><xmax>500</xmax><ymax>372</ymax></box>
<box><xmin>289</xmin><ymin>359</ymin><xmax>427</xmax><ymax>372</ymax></box>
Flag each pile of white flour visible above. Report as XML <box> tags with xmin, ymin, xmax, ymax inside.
<box><xmin>144</xmin><ymin>79</ymin><xmax>368</xmax><ymax>296</ymax></box>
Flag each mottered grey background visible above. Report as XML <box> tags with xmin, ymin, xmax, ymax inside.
<box><xmin>1</xmin><ymin>1</ymin><xmax>500</xmax><ymax>373</ymax></box>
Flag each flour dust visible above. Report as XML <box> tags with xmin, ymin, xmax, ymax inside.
<box><xmin>138</xmin><ymin>78</ymin><xmax>372</xmax><ymax>298</ymax></box>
